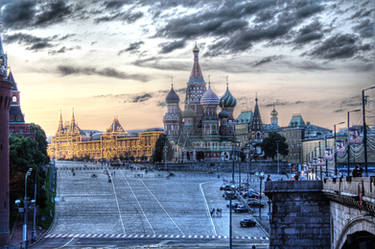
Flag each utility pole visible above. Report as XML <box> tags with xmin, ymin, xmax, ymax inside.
<box><xmin>23</xmin><ymin>168</ymin><xmax>32</xmax><ymax>249</ymax></box>
<box><xmin>32</xmin><ymin>168</ymin><xmax>38</xmax><ymax>241</ymax></box>
<box><xmin>361</xmin><ymin>86</ymin><xmax>375</xmax><ymax>176</ymax></box>
<box><xmin>347</xmin><ymin>109</ymin><xmax>360</xmax><ymax>176</ymax></box>
<box><xmin>276</xmin><ymin>142</ymin><xmax>280</xmax><ymax>174</ymax></box>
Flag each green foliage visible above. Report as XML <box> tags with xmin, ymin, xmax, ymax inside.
<box><xmin>152</xmin><ymin>134</ymin><xmax>173</xmax><ymax>162</ymax></box>
<box><xmin>30</xmin><ymin>123</ymin><xmax>50</xmax><ymax>165</ymax></box>
<box><xmin>9</xmin><ymin>124</ymin><xmax>50</xmax><ymax>230</ymax></box>
<box><xmin>261</xmin><ymin>132</ymin><xmax>289</xmax><ymax>160</ymax></box>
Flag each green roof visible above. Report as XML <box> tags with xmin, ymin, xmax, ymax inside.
<box><xmin>236</xmin><ymin>111</ymin><xmax>253</xmax><ymax>124</ymax></box>
<box><xmin>288</xmin><ymin>114</ymin><xmax>305</xmax><ymax>127</ymax></box>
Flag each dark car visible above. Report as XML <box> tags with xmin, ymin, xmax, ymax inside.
<box><xmin>247</xmin><ymin>200</ymin><xmax>265</xmax><ymax>208</ymax></box>
<box><xmin>234</xmin><ymin>204</ymin><xmax>248</xmax><ymax>213</ymax></box>
<box><xmin>220</xmin><ymin>184</ymin><xmax>232</xmax><ymax>191</ymax></box>
<box><xmin>227</xmin><ymin>202</ymin><xmax>240</xmax><ymax>208</ymax></box>
<box><xmin>240</xmin><ymin>218</ymin><xmax>256</xmax><ymax>228</ymax></box>
<box><xmin>223</xmin><ymin>191</ymin><xmax>236</xmax><ymax>200</ymax></box>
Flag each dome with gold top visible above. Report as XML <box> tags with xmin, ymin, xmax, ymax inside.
<box><xmin>271</xmin><ymin>107</ymin><xmax>278</xmax><ymax>117</ymax></box>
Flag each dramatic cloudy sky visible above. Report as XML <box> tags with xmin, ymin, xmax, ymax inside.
<box><xmin>0</xmin><ymin>0</ymin><xmax>374</xmax><ymax>136</ymax></box>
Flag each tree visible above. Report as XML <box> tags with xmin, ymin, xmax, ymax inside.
<box><xmin>152</xmin><ymin>134</ymin><xmax>173</xmax><ymax>162</ymax></box>
<box><xmin>261</xmin><ymin>132</ymin><xmax>289</xmax><ymax>160</ymax></box>
<box><xmin>9</xmin><ymin>124</ymin><xmax>50</xmax><ymax>228</ymax></box>
<box><xmin>30</xmin><ymin>123</ymin><xmax>50</xmax><ymax>165</ymax></box>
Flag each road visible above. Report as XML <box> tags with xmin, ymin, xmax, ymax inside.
<box><xmin>32</xmin><ymin>161</ymin><xmax>271</xmax><ymax>248</ymax></box>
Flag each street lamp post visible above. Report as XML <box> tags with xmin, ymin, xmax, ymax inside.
<box><xmin>229</xmin><ymin>136</ymin><xmax>237</xmax><ymax>249</ymax></box>
<box><xmin>23</xmin><ymin>168</ymin><xmax>32</xmax><ymax>249</ymax></box>
<box><xmin>276</xmin><ymin>142</ymin><xmax>280</xmax><ymax>174</ymax></box>
<box><xmin>255</xmin><ymin>172</ymin><xmax>264</xmax><ymax>219</ymax></box>
<box><xmin>362</xmin><ymin>85</ymin><xmax>375</xmax><ymax>177</ymax></box>
<box><xmin>32</xmin><ymin>167</ymin><xmax>38</xmax><ymax>241</ymax></box>
<box><xmin>163</xmin><ymin>144</ymin><xmax>167</xmax><ymax>171</ymax></box>
<box><xmin>347</xmin><ymin>109</ymin><xmax>361</xmax><ymax>176</ymax></box>
<box><xmin>334</xmin><ymin>121</ymin><xmax>345</xmax><ymax>176</ymax></box>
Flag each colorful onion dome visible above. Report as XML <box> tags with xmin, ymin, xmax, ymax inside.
<box><xmin>165</xmin><ymin>85</ymin><xmax>180</xmax><ymax>104</ymax></box>
<box><xmin>220</xmin><ymin>86</ymin><xmax>237</xmax><ymax>108</ymax></box>
<box><xmin>200</xmin><ymin>86</ymin><xmax>219</xmax><ymax>106</ymax></box>
<box><xmin>219</xmin><ymin>109</ymin><xmax>229</xmax><ymax>119</ymax></box>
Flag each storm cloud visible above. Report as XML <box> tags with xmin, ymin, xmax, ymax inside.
<box><xmin>4</xmin><ymin>33</ymin><xmax>56</xmax><ymax>51</ymax></box>
<box><xmin>118</xmin><ymin>41</ymin><xmax>144</xmax><ymax>55</ymax></box>
<box><xmin>308</xmin><ymin>33</ymin><xmax>370</xmax><ymax>60</ymax></box>
<box><xmin>0</xmin><ymin>0</ymin><xmax>74</xmax><ymax>29</ymax></box>
<box><xmin>160</xmin><ymin>40</ymin><xmax>186</xmax><ymax>54</ymax></box>
<box><xmin>56</xmin><ymin>65</ymin><xmax>150</xmax><ymax>82</ymax></box>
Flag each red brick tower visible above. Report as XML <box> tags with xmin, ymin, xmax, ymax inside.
<box><xmin>0</xmin><ymin>34</ymin><xmax>11</xmax><ymax>246</ymax></box>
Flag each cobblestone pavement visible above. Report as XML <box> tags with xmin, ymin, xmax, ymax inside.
<box><xmin>34</xmin><ymin>161</ymin><xmax>272</xmax><ymax>248</ymax></box>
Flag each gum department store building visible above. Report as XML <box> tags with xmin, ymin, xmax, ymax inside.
<box><xmin>48</xmin><ymin>113</ymin><xmax>163</xmax><ymax>161</ymax></box>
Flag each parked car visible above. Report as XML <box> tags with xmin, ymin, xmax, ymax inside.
<box><xmin>223</xmin><ymin>191</ymin><xmax>236</xmax><ymax>200</ymax></box>
<box><xmin>240</xmin><ymin>218</ymin><xmax>256</xmax><ymax>228</ymax></box>
<box><xmin>234</xmin><ymin>204</ymin><xmax>248</xmax><ymax>213</ymax></box>
<box><xmin>247</xmin><ymin>200</ymin><xmax>265</xmax><ymax>208</ymax></box>
<box><xmin>220</xmin><ymin>184</ymin><xmax>232</xmax><ymax>191</ymax></box>
<box><xmin>227</xmin><ymin>202</ymin><xmax>240</xmax><ymax>208</ymax></box>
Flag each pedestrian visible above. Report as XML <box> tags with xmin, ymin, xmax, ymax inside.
<box><xmin>266</xmin><ymin>175</ymin><xmax>271</xmax><ymax>182</ymax></box>
<box><xmin>294</xmin><ymin>172</ymin><xmax>299</xmax><ymax>181</ymax></box>
<box><xmin>217</xmin><ymin>208</ymin><xmax>222</xmax><ymax>217</ymax></box>
<box><xmin>252</xmin><ymin>246</ymin><xmax>256</xmax><ymax>249</ymax></box>
<box><xmin>210</xmin><ymin>208</ymin><xmax>215</xmax><ymax>217</ymax></box>
<box><xmin>358</xmin><ymin>164</ymin><xmax>363</xmax><ymax>177</ymax></box>
<box><xmin>352</xmin><ymin>164</ymin><xmax>359</xmax><ymax>177</ymax></box>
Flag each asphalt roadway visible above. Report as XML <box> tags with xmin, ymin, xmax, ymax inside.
<box><xmin>31</xmin><ymin>161</ymin><xmax>270</xmax><ymax>249</ymax></box>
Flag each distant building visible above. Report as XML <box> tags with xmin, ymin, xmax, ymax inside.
<box><xmin>278</xmin><ymin>114</ymin><xmax>331</xmax><ymax>164</ymax></box>
<box><xmin>163</xmin><ymin>44</ymin><xmax>238</xmax><ymax>162</ymax></box>
<box><xmin>0</xmin><ymin>34</ymin><xmax>33</xmax><ymax>137</ymax></box>
<box><xmin>48</xmin><ymin>111</ymin><xmax>163</xmax><ymax>161</ymax></box>
<box><xmin>235</xmin><ymin>111</ymin><xmax>253</xmax><ymax>148</ymax></box>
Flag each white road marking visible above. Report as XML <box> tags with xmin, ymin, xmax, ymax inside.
<box><xmin>199</xmin><ymin>182</ymin><xmax>217</xmax><ymax>236</ymax></box>
<box><xmin>58</xmin><ymin>237</ymin><xmax>75</xmax><ymax>248</ymax></box>
<box><xmin>109</xmin><ymin>170</ymin><xmax>126</xmax><ymax>234</ymax></box>
<box><xmin>119</xmin><ymin>170</ymin><xmax>156</xmax><ymax>235</ymax></box>
<box><xmin>140</xmin><ymin>179</ymin><xmax>185</xmax><ymax>236</ymax></box>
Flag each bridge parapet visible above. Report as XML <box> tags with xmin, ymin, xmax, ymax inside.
<box><xmin>323</xmin><ymin>177</ymin><xmax>375</xmax><ymax>216</ymax></box>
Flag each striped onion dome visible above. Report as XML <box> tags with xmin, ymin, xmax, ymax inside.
<box><xmin>165</xmin><ymin>85</ymin><xmax>180</xmax><ymax>104</ymax></box>
<box><xmin>220</xmin><ymin>86</ymin><xmax>237</xmax><ymax>108</ymax></box>
<box><xmin>200</xmin><ymin>86</ymin><xmax>219</xmax><ymax>106</ymax></box>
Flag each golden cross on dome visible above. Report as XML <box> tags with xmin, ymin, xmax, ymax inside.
<box><xmin>170</xmin><ymin>76</ymin><xmax>174</xmax><ymax>88</ymax></box>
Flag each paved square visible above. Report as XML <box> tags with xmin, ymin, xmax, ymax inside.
<box><xmin>52</xmin><ymin>161</ymin><xmax>269</xmax><ymax>240</ymax></box>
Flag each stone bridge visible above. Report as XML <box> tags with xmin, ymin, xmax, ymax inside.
<box><xmin>323</xmin><ymin>177</ymin><xmax>375</xmax><ymax>249</ymax></box>
<box><xmin>265</xmin><ymin>177</ymin><xmax>375</xmax><ymax>249</ymax></box>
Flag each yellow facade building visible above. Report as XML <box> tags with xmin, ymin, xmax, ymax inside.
<box><xmin>47</xmin><ymin>112</ymin><xmax>164</xmax><ymax>161</ymax></box>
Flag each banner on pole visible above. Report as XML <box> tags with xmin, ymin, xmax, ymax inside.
<box><xmin>349</xmin><ymin>128</ymin><xmax>362</xmax><ymax>145</ymax></box>
<box><xmin>336</xmin><ymin>140</ymin><xmax>346</xmax><ymax>155</ymax></box>
<box><xmin>324</xmin><ymin>148</ymin><xmax>333</xmax><ymax>161</ymax></box>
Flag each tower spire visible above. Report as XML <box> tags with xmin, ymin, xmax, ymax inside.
<box><xmin>188</xmin><ymin>43</ymin><xmax>205</xmax><ymax>85</ymax></box>
<box><xmin>71</xmin><ymin>107</ymin><xmax>76</xmax><ymax>125</ymax></box>
<box><xmin>58</xmin><ymin>110</ymin><xmax>64</xmax><ymax>130</ymax></box>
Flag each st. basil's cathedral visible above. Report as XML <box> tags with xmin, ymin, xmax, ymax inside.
<box><xmin>163</xmin><ymin>44</ymin><xmax>261</xmax><ymax>161</ymax></box>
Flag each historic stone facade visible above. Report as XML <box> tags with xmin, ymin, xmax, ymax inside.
<box><xmin>48</xmin><ymin>112</ymin><xmax>163</xmax><ymax>161</ymax></box>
